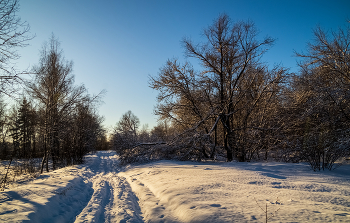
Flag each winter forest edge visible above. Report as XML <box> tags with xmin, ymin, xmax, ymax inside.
<box><xmin>0</xmin><ymin>0</ymin><xmax>350</xmax><ymax>191</ymax></box>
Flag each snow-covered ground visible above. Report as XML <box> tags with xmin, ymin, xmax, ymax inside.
<box><xmin>1</xmin><ymin>150</ymin><xmax>350</xmax><ymax>222</ymax></box>
<box><xmin>0</xmin><ymin>158</ymin><xmax>46</xmax><ymax>190</ymax></box>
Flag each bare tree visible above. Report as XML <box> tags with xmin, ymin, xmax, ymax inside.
<box><xmin>183</xmin><ymin>15</ymin><xmax>282</xmax><ymax>161</ymax></box>
<box><xmin>67</xmin><ymin>101</ymin><xmax>104</xmax><ymax>164</ymax></box>
<box><xmin>138</xmin><ymin>124</ymin><xmax>150</xmax><ymax>143</ymax></box>
<box><xmin>0</xmin><ymin>0</ymin><xmax>33</xmax><ymax>96</ymax></box>
<box><xmin>150</xmin><ymin>14</ymin><xmax>287</xmax><ymax>162</ymax></box>
<box><xmin>112</xmin><ymin>110</ymin><xmax>142</xmax><ymax>160</ymax></box>
<box><xmin>291</xmin><ymin>23</ymin><xmax>350</xmax><ymax>170</ymax></box>
<box><xmin>115</xmin><ymin>110</ymin><xmax>140</xmax><ymax>140</ymax></box>
<box><xmin>28</xmin><ymin>35</ymin><xmax>86</xmax><ymax>172</ymax></box>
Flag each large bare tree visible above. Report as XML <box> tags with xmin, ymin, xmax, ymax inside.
<box><xmin>151</xmin><ymin>14</ymin><xmax>287</xmax><ymax>161</ymax></box>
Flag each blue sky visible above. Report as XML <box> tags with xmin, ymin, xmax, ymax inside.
<box><xmin>15</xmin><ymin>0</ymin><xmax>350</xmax><ymax>131</ymax></box>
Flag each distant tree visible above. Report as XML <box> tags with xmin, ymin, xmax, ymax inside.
<box><xmin>150</xmin><ymin>121</ymin><xmax>172</xmax><ymax>142</ymax></box>
<box><xmin>138</xmin><ymin>124</ymin><xmax>150</xmax><ymax>143</ymax></box>
<box><xmin>69</xmin><ymin>102</ymin><xmax>104</xmax><ymax>163</ymax></box>
<box><xmin>96</xmin><ymin>131</ymin><xmax>109</xmax><ymax>151</ymax></box>
<box><xmin>8</xmin><ymin>106</ymin><xmax>19</xmax><ymax>156</ymax></box>
<box><xmin>115</xmin><ymin>110</ymin><xmax>140</xmax><ymax>140</ymax></box>
<box><xmin>0</xmin><ymin>0</ymin><xmax>33</xmax><ymax>96</ymax></box>
<box><xmin>112</xmin><ymin>111</ymin><xmax>142</xmax><ymax>158</ymax></box>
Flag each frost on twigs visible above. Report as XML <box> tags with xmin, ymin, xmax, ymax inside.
<box><xmin>115</xmin><ymin>128</ymin><xmax>216</xmax><ymax>165</ymax></box>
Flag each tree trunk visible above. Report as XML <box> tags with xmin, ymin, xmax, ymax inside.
<box><xmin>210</xmin><ymin>125</ymin><xmax>217</xmax><ymax>159</ymax></box>
<box><xmin>40</xmin><ymin>148</ymin><xmax>46</xmax><ymax>174</ymax></box>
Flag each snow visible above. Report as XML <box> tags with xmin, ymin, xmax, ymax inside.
<box><xmin>0</xmin><ymin>151</ymin><xmax>142</xmax><ymax>223</ymax></box>
<box><xmin>0</xmin><ymin>158</ymin><xmax>47</xmax><ymax>190</ymax></box>
<box><xmin>1</xmin><ymin>151</ymin><xmax>350</xmax><ymax>222</ymax></box>
<box><xmin>120</xmin><ymin>161</ymin><xmax>350</xmax><ymax>222</ymax></box>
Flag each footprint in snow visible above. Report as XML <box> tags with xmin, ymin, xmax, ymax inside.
<box><xmin>335</xmin><ymin>213</ymin><xmax>350</xmax><ymax>217</ymax></box>
<box><xmin>248</xmin><ymin>181</ymin><xmax>260</xmax><ymax>185</ymax></box>
<box><xmin>271</xmin><ymin>182</ymin><xmax>281</xmax><ymax>185</ymax></box>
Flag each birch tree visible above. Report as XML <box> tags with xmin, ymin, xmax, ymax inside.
<box><xmin>28</xmin><ymin>35</ymin><xmax>86</xmax><ymax>172</ymax></box>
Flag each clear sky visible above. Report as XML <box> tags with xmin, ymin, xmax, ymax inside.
<box><xmin>15</xmin><ymin>0</ymin><xmax>350</xmax><ymax>131</ymax></box>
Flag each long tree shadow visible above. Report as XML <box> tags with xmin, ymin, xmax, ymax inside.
<box><xmin>254</xmin><ymin>167</ymin><xmax>287</xmax><ymax>180</ymax></box>
<box><xmin>23</xmin><ymin>177</ymin><xmax>93</xmax><ymax>223</ymax></box>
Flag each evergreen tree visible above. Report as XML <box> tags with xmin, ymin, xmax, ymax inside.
<box><xmin>16</xmin><ymin>97</ymin><xmax>36</xmax><ymax>158</ymax></box>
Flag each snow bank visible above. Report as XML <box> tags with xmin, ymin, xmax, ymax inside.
<box><xmin>0</xmin><ymin>151</ymin><xmax>145</xmax><ymax>223</ymax></box>
<box><xmin>120</xmin><ymin>161</ymin><xmax>350</xmax><ymax>222</ymax></box>
<box><xmin>0</xmin><ymin>164</ymin><xmax>93</xmax><ymax>222</ymax></box>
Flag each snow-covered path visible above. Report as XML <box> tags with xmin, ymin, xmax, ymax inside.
<box><xmin>73</xmin><ymin>151</ymin><xmax>143</xmax><ymax>223</ymax></box>
<box><xmin>1</xmin><ymin>150</ymin><xmax>350</xmax><ymax>222</ymax></box>
<box><xmin>0</xmin><ymin>151</ymin><xmax>143</xmax><ymax>223</ymax></box>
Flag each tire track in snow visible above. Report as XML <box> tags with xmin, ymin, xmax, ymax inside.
<box><xmin>74</xmin><ymin>151</ymin><xmax>144</xmax><ymax>223</ymax></box>
<box><xmin>104</xmin><ymin>175</ymin><xmax>144</xmax><ymax>223</ymax></box>
<box><xmin>119</xmin><ymin>172</ymin><xmax>179</xmax><ymax>223</ymax></box>
<box><xmin>74</xmin><ymin>178</ymin><xmax>112</xmax><ymax>222</ymax></box>
<box><xmin>0</xmin><ymin>151</ymin><xmax>143</xmax><ymax>223</ymax></box>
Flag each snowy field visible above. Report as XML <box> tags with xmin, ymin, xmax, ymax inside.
<box><xmin>0</xmin><ymin>150</ymin><xmax>350</xmax><ymax>222</ymax></box>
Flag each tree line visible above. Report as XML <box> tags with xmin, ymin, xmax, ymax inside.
<box><xmin>0</xmin><ymin>36</ymin><xmax>107</xmax><ymax>171</ymax></box>
<box><xmin>112</xmin><ymin>14</ymin><xmax>350</xmax><ymax>171</ymax></box>
<box><xmin>0</xmin><ymin>0</ymin><xmax>107</xmax><ymax>189</ymax></box>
